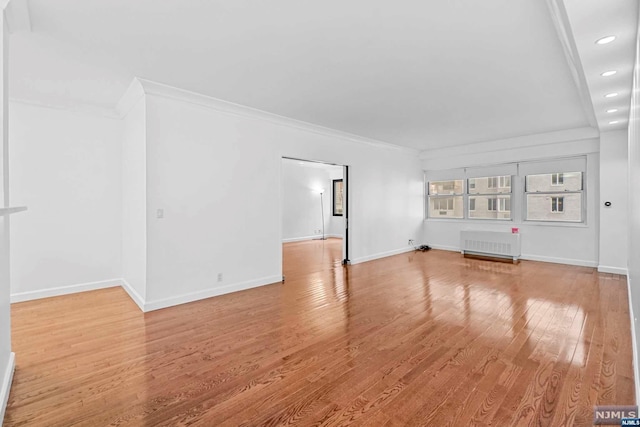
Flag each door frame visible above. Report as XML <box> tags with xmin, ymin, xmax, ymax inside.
<box><xmin>281</xmin><ymin>156</ymin><xmax>350</xmax><ymax>263</ymax></box>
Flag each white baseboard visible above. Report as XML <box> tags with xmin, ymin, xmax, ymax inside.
<box><xmin>142</xmin><ymin>275</ymin><xmax>282</xmax><ymax>312</ymax></box>
<box><xmin>120</xmin><ymin>279</ymin><xmax>145</xmax><ymax>312</ymax></box>
<box><xmin>627</xmin><ymin>276</ymin><xmax>640</xmax><ymax>405</ymax></box>
<box><xmin>424</xmin><ymin>245</ymin><xmax>598</xmax><ymax>268</ymax></box>
<box><xmin>282</xmin><ymin>235</ymin><xmax>318</xmax><ymax>243</ymax></box>
<box><xmin>520</xmin><ymin>254</ymin><xmax>597</xmax><ymax>268</ymax></box>
<box><xmin>350</xmin><ymin>246</ymin><xmax>415</xmax><ymax>265</ymax></box>
<box><xmin>282</xmin><ymin>234</ymin><xmax>343</xmax><ymax>243</ymax></box>
<box><xmin>427</xmin><ymin>244</ymin><xmax>460</xmax><ymax>253</ymax></box>
<box><xmin>597</xmin><ymin>265</ymin><xmax>629</xmax><ymax>275</ymax></box>
<box><xmin>10</xmin><ymin>279</ymin><xmax>121</xmax><ymax>303</ymax></box>
<box><xmin>0</xmin><ymin>352</ymin><xmax>15</xmax><ymax>423</ymax></box>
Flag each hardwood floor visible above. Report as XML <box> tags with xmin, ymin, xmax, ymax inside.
<box><xmin>4</xmin><ymin>239</ymin><xmax>635</xmax><ymax>426</ymax></box>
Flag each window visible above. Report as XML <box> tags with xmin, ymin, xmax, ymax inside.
<box><xmin>486</xmin><ymin>176</ymin><xmax>510</xmax><ymax>189</ymax></box>
<box><xmin>426</xmin><ymin>158</ymin><xmax>586</xmax><ymax>224</ymax></box>
<box><xmin>551</xmin><ymin>197</ymin><xmax>564</xmax><ymax>213</ymax></box>
<box><xmin>486</xmin><ymin>197</ymin><xmax>510</xmax><ymax>212</ymax></box>
<box><xmin>468</xmin><ymin>175</ymin><xmax>512</xmax><ymax>220</ymax></box>
<box><xmin>525</xmin><ymin>172</ymin><xmax>582</xmax><ymax>222</ymax></box>
<box><xmin>332</xmin><ymin>179</ymin><xmax>344</xmax><ymax>216</ymax></box>
<box><xmin>433</xmin><ymin>197</ymin><xmax>454</xmax><ymax>211</ymax></box>
<box><xmin>427</xmin><ymin>180</ymin><xmax>463</xmax><ymax>218</ymax></box>
<box><xmin>551</xmin><ymin>173</ymin><xmax>564</xmax><ymax>185</ymax></box>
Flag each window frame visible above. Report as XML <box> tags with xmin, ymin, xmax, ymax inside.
<box><xmin>551</xmin><ymin>196</ymin><xmax>564</xmax><ymax>213</ymax></box>
<box><xmin>467</xmin><ymin>175</ymin><xmax>513</xmax><ymax>221</ymax></box>
<box><xmin>524</xmin><ymin>171</ymin><xmax>584</xmax><ymax>223</ymax></box>
<box><xmin>551</xmin><ymin>173</ymin><xmax>564</xmax><ymax>186</ymax></box>
<box><xmin>426</xmin><ymin>179</ymin><xmax>465</xmax><ymax>219</ymax></box>
<box><xmin>424</xmin><ymin>159</ymin><xmax>587</xmax><ymax>226</ymax></box>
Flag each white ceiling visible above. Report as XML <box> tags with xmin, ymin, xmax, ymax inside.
<box><xmin>7</xmin><ymin>0</ymin><xmax>637</xmax><ymax>151</ymax></box>
<box><xmin>564</xmin><ymin>0</ymin><xmax>638</xmax><ymax>131</ymax></box>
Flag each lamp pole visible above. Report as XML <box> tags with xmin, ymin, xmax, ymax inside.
<box><xmin>320</xmin><ymin>190</ymin><xmax>325</xmax><ymax>240</ymax></box>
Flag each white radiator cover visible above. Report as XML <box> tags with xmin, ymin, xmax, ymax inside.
<box><xmin>460</xmin><ymin>230</ymin><xmax>521</xmax><ymax>259</ymax></box>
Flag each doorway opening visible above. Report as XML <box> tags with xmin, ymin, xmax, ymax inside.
<box><xmin>281</xmin><ymin>157</ymin><xmax>350</xmax><ymax>281</ymax></box>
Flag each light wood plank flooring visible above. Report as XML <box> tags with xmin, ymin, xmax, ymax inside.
<box><xmin>4</xmin><ymin>239</ymin><xmax>635</xmax><ymax>426</ymax></box>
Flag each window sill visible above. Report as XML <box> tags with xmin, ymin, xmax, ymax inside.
<box><xmin>425</xmin><ymin>218</ymin><xmax>589</xmax><ymax>228</ymax></box>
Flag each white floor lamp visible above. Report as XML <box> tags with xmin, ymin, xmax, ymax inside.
<box><xmin>317</xmin><ymin>189</ymin><xmax>326</xmax><ymax>240</ymax></box>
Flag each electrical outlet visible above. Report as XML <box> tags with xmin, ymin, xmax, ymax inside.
<box><xmin>217</xmin><ymin>273</ymin><xmax>223</xmax><ymax>282</ymax></box>
<box><xmin>408</xmin><ymin>239</ymin><xmax>415</xmax><ymax>246</ymax></box>
<box><xmin>157</xmin><ymin>209</ymin><xmax>164</xmax><ymax>219</ymax></box>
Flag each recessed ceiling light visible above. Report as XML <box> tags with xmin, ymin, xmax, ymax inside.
<box><xmin>609</xmin><ymin>120</ymin><xmax>619</xmax><ymax>124</ymax></box>
<box><xmin>607</xmin><ymin>109</ymin><xmax>618</xmax><ymax>113</ymax></box>
<box><xmin>601</xmin><ymin>70</ymin><xmax>617</xmax><ymax>77</ymax></box>
<box><xmin>605</xmin><ymin>92</ymin><xmax>619</xmax><ymax>98</ymax></box>
<box><xmin>596</xmin><ymin>35</ymin><xmax>616</xmax><ymax>45</ymax></box>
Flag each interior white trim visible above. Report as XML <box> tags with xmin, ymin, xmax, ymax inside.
<box><xmin>350</xmin><ymin>246</ymin><xmax>415</xmax><ymax>265</ymax></box>
<box><xmin>0</xmin><ymin>206</ymin><xmax>26</xmax><ymax>216</ymax></box>
<box><xmin>520</xmin><ymin>254</ymin><xmax>597</xmax><ymax>268</ymax></box>
<box><xmin>10</xmin><ymin>278</ymin><xmax>121</xmax><ymax>303</ymax></box>
<box><xmin>282</xmin><ymin>234</ymin><xmax>343</xmax><ymax>243</ymax></box>
<box><xmin>9</xmin><ymin>97</ymin><xmax>120</xmax><ymax>119</ymax></box>
<box><xmin>115</xmin><ymin>78</ymin><xmax>145</xmax><ymax>119</ymax></box>
<box><xmin>425</xmin><ymin>245</ymin><xmax>597</xmax><ymax>267</ymax></box>
<box><xmin>628</xmin><ymin>276</ymin><xmax>640</xmax><ymax>404</ymax></box>
<box><xmin>120</xmin><ymin>279</ymin><xmax>145</xmax><ymax>312</ymax></box>
<box><xmin>544</xmin><ymin>0</ymin><xmax>598</xmax><ymax>128</ymax></box>
<box><xmin>282</xmin><ymin>235</ymin><xmax>323</xmax><ymax>243</ymax></box>
<box><xmin>5</xmin><ymin>0</ymin><xmax>31</xmax><ymax>33</ymax></box>
<box><xmin>597</xmin><ymin>265</ymin><xmax>629</xmax><ymax>275</ymax></box>
<box><xmin>0</xmin><ymin>352</ymin><xmax>15</xmax><ymax>423</ymax></box>
<box><xmin>142</xmin><ymin>275</ymin><xmax>283</xmax><ymax>312</ymax></box>
<box><xmin>426</xmin><ymin>244</ymin><xmax>461</xmax><ymax>253</ymax></box>
<box><xmin>419</xmin><ymin>127</ymin><xmax>598</xmax><ymax>161</ymax></box>
<box><xmin>122</xmin><ymin>78</ymin><xmax>418</xmax><ymax>155</ymax></box>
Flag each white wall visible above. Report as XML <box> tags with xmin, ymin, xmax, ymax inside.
<box><xmin>281</xmin><ymin>159</ymin><xmax>342</xmax><ymax>241</ymax></box>
<box><xmin>8</xmin><ymin>101</ymin><xmax>123</xmax><ymax>300</ymax></box>
<box><xmin>121</xmin><ymin>95</ymin><xmax>147</xmax><ymax>303</ymax></box>
<box><xmin>0</xmin><ymin>10</ymin><xmax>13</xmax><ymax>420</ymax></box>
<box><xmin>128</xmin><ymin>81</ymin><xmax>422</xmax><ymax>310</ymax></box>
<box><xmin>421</xmin><ymin>137</ymin><xmax>600</xmax><ymax>267</ymax></box>
<box><xmin>599</xmin><ymin>130</ymin><xmax>628</xmax><ymax>274</ymax></box>
<box><xmin>627</xmin><ymin>6</ymin><xmax>640</xmax><ymax>401</ymax></box>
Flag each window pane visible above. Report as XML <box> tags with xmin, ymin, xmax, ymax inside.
<box><xmin>468</xmin><ymin>176</ymin><xmax>512</xmax><ymax>194</ymax></box>
<box><xmin>428</xmin><ymin>196</ymin><xmax>463</xmax><ymax>218</ymax></box>
<box><xmin>428</xmin><ymin>180</ymin><xmax>464</xmax><ymax>195</ymax></box>
<box><xmin>526</xmin><ymin>172</ymin><xmax>582</xmax><ymax>192</ymax></box>
<box><xmin>526</xmin><ymin>193</ymin><xmax>582</xmax><ymax>222</ymax></box>
<box><xmin>468</xmin><ymin>195</ymin><xmax>511</xmax><ymax>219</ymax></box>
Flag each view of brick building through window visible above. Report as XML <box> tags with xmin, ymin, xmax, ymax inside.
<box><xmin>427</xmin><ymin>172</ymin><xmax>583</xmax><ymax>222</ymax></box>
<box><xmin>525</xmin><ymin>171</ymin><xmax>582</xmax><ymax>222</ymax></box>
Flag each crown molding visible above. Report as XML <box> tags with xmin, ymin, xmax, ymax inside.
<box><xmin>545</xmin><ymin>0</ymin><xmax>598</xmax><ymax>129</ymax></box>
<box><xmin>5</xmin><ymin>0</ymin><xmax>31</xmax><ymax>32</ymax></box>
<box><xmin>419</xmin><ymin>126</ymin><xmax>599</xmax><ymax>160</ymax></box>
<box><xmin>10</xmin><ymin>97</ymin><xmax>120</xmax><ymax>119</ymax></box>
<box><xmin>125</xmin><ymin>77</ymin><xmax>418</xmax><ymax>155</ymax></box>
<box><xmin>115</xmin><ymin>77</ymin><xmax>145</xmax><ymax>118</ymax></box>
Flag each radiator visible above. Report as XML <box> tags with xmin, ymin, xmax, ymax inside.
<box><xmin>460</xmin><ymin>230</ymin><xmax>521</xmax><ymax>261</ymax></box>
